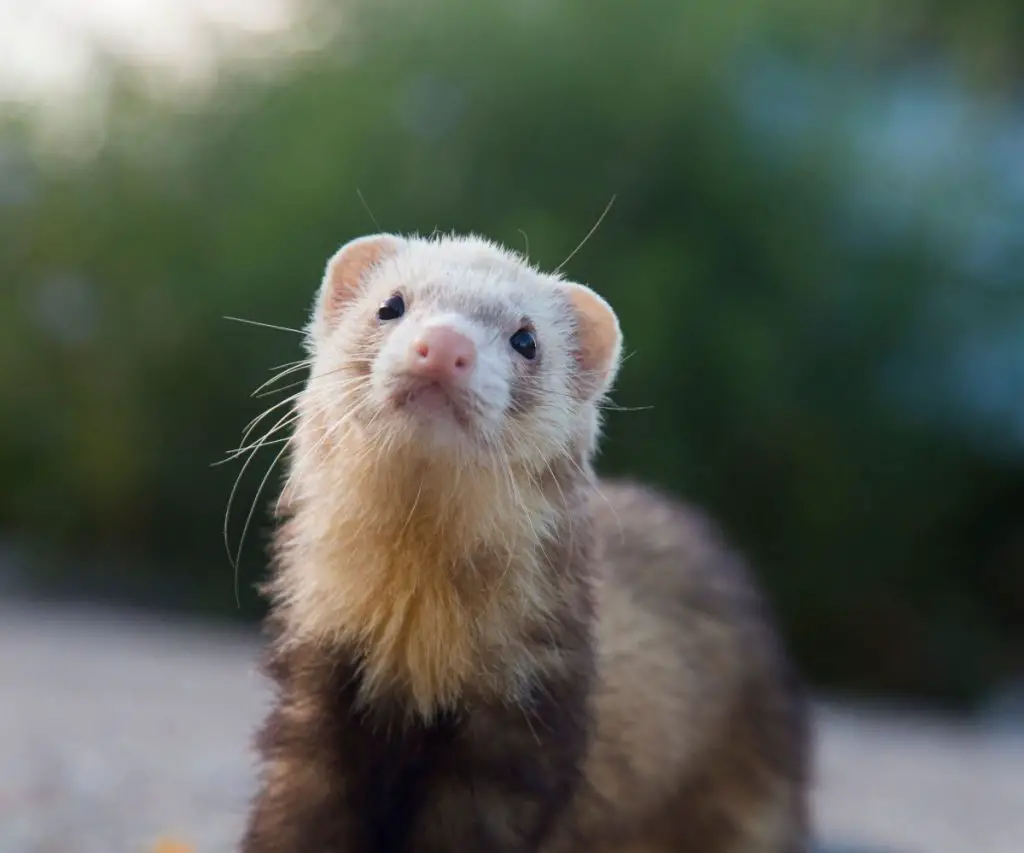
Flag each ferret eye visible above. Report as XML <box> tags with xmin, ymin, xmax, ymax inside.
<box><xmin>377</xmin><ymin>293</ymin><xmax>405</xmax><ymax>321</ymax></box>
<box><xmin>509</xmin><ymin>328</ymin><xmax>537</xmax><ymax>360</ymax></box>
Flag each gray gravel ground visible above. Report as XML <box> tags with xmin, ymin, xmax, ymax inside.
<box><xmin>1</xmin><ymin>601</ymin><xmax>1021</xmax><ymax>853</ymax></box>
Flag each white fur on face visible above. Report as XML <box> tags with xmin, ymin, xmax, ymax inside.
<box><xmin>307</xmin><ymin>234</ymin><xmax>595</xmax><ymax>468</ymax></box>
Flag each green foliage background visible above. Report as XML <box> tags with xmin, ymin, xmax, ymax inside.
<box><xmin>2</xmin><ymin>0</ymin><xmax>1022</xmax><ymax>706</ymax></box>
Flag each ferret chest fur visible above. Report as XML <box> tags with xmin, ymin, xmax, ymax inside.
<box><xmin>272</xmin><ymin>449</ymin><xmax>581</xmax><ymax>718</ymax></box>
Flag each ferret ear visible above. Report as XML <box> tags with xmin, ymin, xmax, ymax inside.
<box><xmin>563</xmin><ymin>281</ymin><xmax>623</xmax><ymax>400</ymax></box>
<box><xmin>313</xmin><ymin>233</ymin><xmax>404</xmax><ymax>331</ymax></box>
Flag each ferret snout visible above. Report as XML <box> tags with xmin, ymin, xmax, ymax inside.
<box><xmin>407</xmin><ymin>326</ymin><xmax>477</xmax><ymax>384</ymax></box>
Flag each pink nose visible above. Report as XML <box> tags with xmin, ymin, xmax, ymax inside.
<box><xmin>407</xmin><ymin>326</ymin><xmax>477</xmax><ymax>382</ymax></box>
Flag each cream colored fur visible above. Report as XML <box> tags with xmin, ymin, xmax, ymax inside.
<box><xmin>272</xmin><ymin>232</ymin><xmax>621</xmax><ymax>719</ymax></box>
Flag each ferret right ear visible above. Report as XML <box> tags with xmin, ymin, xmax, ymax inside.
<box><xmin>564</xmin><ymin>281</ymin><xmax>623</xmax><ymax>400</ymax></box>
<box><xmin>313</xmin><ymin>234</ymin><xmax>403</xmax><ymax>331</ymax></box>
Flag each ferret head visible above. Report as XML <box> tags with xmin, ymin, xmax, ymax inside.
<box><xmin>299</xmin><ymin>232</ymin><xmax>622</xmax><ymax>471</ymax></box>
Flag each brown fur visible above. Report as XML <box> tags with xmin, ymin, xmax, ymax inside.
<box><xmin>240</xmin><ymin>233</ymin><xmax>810</xmax><ymax>853</ymax></box>
<box><xmin>553</xmin><ymin>480</ymin><xmax>810</xmax><ymax>853</ymax></box>
<box><xmin>243</xmin><ymin>478</ymin><xmax>809</xmax><ymax>853</ymax></box>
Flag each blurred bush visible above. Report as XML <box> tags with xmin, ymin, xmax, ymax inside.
<box><xmin>1</xmin><ymin>0</ymin><xmax>1022</xmax><ymax>707</ymax></box>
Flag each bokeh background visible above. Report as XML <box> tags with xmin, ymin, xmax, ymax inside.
<box><xmin>5</xmin><ymin>0</ymin><xmax>1023</xmax><ymax>709</ymax></box>
<box><xmin>1</xmin><ymin>3</ymin><xmax>1024</xmax><ymax>848</ymax></box>
<box><xmin>2</xmin><ymin>1</ymin><xmax>1024</xmax><ymax>851</ymax></box>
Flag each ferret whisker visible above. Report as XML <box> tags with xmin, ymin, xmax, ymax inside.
<box><xmin>235</xmin><ymin>413</ymin><xmax>300</xmax><ymax>462</ymax></box>
<box><xmin>223</xmin><ymin>402</ymin><xmax>301</xmax><ymax>597</ymax></box>
<box><xmin>397</xmin><ymin>473</ymin><xmax>426</xmax><ymax>540</ymax></box>
<box><xmin>239</xmin><ymin>404</ymin><xmax>299</xmax><ymax>460</ymax></box>
<box><xmin>224</xmin><ymin>446</ymin><xmax>258</xmax><ymax>576</ymax></box>
<box><xmin>501</xmin><ymin>448</ymin><xmax>537</xmax><ymax>546</ymax></box>
<box><xmin>257</xmin><ymin>398</ymin><xmax>346</xmax><ymax>519</ymax></box>
<box><xmin>242</xmin><ymin>378</ymin><xmax>360</xmax><ymax>452</ymax></box>
<box><xmin>568</xmin><ymin>452</ymin><xmax>624</xmax><ymax>544</ymax></box>
<box><xmin>241</xmin><ymin>391</ymin><xmax>306</xmax><ymax>445</ymax></box>
<box><xmin>361</xmin><ymin>396</ymin><xmax>392</xmax><ymax>444</ymax></box>
<box><xmin>491</xmin><ymin>446</ymin><xmax>532</xmax><ymax>585</ymax></box>
<box><xmin>553</xmin><ymin>194</ymin><xmax>616</xmax><ymax>274</ymax></box>
<box><xmin>253</xmin><ymin>379</ymin><xmax>309</xmax><ymax>399</ymax></box>
<box><xmin>597</xmin><ymin>402</ymin><xmax>654</xmax><ymax>413</ymax></box>
<box><xmin>250</xmin><ymin>363</ymin><xmax>312</xmax><ymax>397</ymax></box>
<box><xmin>517</xmin><ymin>228</ymin><xmax>530</xmax><ymax>262</ymax></box>
<box><xmin>280</xmin><ymin>400</ymin><xmax>364</xmax><ymax>509</ymax></box>
<box><xmin>221</xmin><ymin>416</ymin><xmax>300</xmax><ymax>463</ymax></box>
<box><xmin>234</xmin><ymin>438</ymin><xmax>292</xmax><ymax>589</ymax></box>
<box><xmin>268</xmin><ymin>357</ymin><xmax>311</xmax><ymax>372</ymax></box>
<box><xmin>545</xmin><ymin>455</ymin><xmax>572</xmax><ymax>549</ymax></box>
<box><xmin>314</xmin><ymin>374</ymin><xmax>373</xmax><ymax>394</ymax></box>
<box><xmin>515</xmin><ymin>385</ymin><xmax>650</xmax><ymax>414</ymax></box>
<box><xmin>220</xmin><ymin>435</ymin><xmax>292</xmax><ymax>461</ymax></box>
<box><xmin>356</xmin><ymin>188</ymin><xmax>384</xmax><ymax>232</ymax></box>
<box><xmin>217</xmin><ymin>406</ymin><xmax>300</xmax><ymax>467</ymax></box>
<box><xmin>225</xmin><ymin>315</ymin><xmax>304</xmax><ymax>335</ymax></box>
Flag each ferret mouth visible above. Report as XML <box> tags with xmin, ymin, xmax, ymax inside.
<box><xmin>388</xmin><ymin>378</ymin><xmax>474</xmax><ymax>429</ymax></box>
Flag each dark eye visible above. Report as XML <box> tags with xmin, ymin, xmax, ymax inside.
<box><xmin>377</xmin><ymin>293</ymin><xmax>405</xmax><ymax>321</ymax></box>
<box><xmin>509</xmin><ymin>328</ymin><xmax>537</xmax><ymax>360</ymax></box>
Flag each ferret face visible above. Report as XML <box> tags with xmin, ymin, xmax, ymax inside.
<box><xmin>303</xmin><ymin>234</ymin><xmax>621</xmax><ymax>468</ymax></box>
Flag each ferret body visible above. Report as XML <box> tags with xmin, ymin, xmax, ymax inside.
<box><xmin>240</xmin><ymin>233</ymin><xmax>810</xmax><ymax>853</ymax></box>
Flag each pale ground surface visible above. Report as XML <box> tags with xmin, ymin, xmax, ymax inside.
<box><xmin>0</xmin><ymin>601</ymin><xmax>1021</xmax><ymax>853</ymax></box>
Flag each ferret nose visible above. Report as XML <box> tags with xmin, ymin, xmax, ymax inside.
<box><xmin>407</xmin><ymin>326</ymin><xmax>477</xmax><ymax>383</ymax></box>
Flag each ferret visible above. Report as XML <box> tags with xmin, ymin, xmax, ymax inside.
<box><xmin>239</xmin><ymin>233</ymin><xmax>811</xmax><ymax>853</ymax></box>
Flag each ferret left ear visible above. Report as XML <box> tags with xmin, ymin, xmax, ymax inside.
<box><xmin>312</xmin><ymin>233</ymin><xmax>404</xmax><ymax>333</ymax></box>
<box><xmin>564</xmin><ymin>282</ymin><xmax>622</xmax><ymax>400</ymax></box>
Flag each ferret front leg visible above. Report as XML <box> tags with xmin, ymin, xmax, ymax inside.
<box><xmin>240</xmin><ymin>756</ymin><xmax>361</xmax><ymax>853</ymax></box>
<box><xmin>240</xmin><ymin>685</ymin><xmax>367</xmax><ymax>853</ymax></box>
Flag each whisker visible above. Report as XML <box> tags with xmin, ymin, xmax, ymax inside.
<box><xmin>265</xmin><ymin>358</ymin><xmax>311</xmax><ymax>375</ymax></box>
<box><xmin>504</xmin><ymin>449</ymin><xmax>534</xmax><ymax>539</ymax></box>
<box><xmin>397</xmin><ymin>473</ymin><xmax>426</xmax><ymax>540</ymax></box>
<box><xmin>357</xmin><ymin>188</ymin><xmax>384</xmax><ymax>232</ymax></box>
<box><xmin>554</xmin><ymin>195</ymin><xmax>616</xmax><ymax>274</ymax></box>
<box><xmin>276</xmin><ymin>391</ymin><xmax>368</xmax><ymax>514</ymax></box>
<box><xmin>234</xmin><ymin>438</ymin><xmax>292</xmax><ymax>598</ymax></box>
<box><xmin>224</xmin><ymin>315</ymin><xmax>304</xmax><ymax>335</ymax></box>
<box><xmin>254</xmin><ymin>379</ymin><xmax>309</xmax><ymax>399</ymax></box>
<box><xmin>214</xmin><ymin>406</ymin><xmax>300</xmax><ymax>467</ymax></box>
<box><xmin>250</xmin><ymin>362</ymin><xmax>312</xmax><ymax>397</ymax></box>
<box><xmin>512</xmin><ymin>384</ymin><xmax>651</xmax><ymax>413</ymax></box>
<box><xmin>545</xmin><ymin>456</ymin><xmax>572</xmax><ymax>556</ymax></box>
<box><xmin>250</xmin><ymin>363</ymin><xmax>361</xmax><ymax>401</ymax></box>
<box><xmin>240</xmin><ymin>391</ymin><xmax>306</xmax><ymax>446</ymax></box>
<box><xmin>517</xmin><ymin>229</ymin><xmax>530</xmax><ymax>262</ymax></box>
<box><xmin>241</xmin><ymin>370</ymin><xmax>361</xmax><ymax>443</ymax></box>
<box><xmin>223</xmin><ymin>415</ymin><xmax>287</xmax><ymax>575</ymax></box>
<box><xmin>564</xmin><ymin>452</ymin><xmax>624</xmax><ymax>545</ymax></box>
<box><xmin>598</xmin><ymin>403</ymin><xmax>654</xmax><ymax>413</ymax></box>
<box><xmin>218</xmin><ymin>429</ymin><xmax>296</xmax><ymax>465</ymax></box>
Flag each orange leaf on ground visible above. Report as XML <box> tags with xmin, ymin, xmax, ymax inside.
<box><xmin>152</xmin><ymin>838</ymin><xmax>195</xmax><ymax>853</ymax></box>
